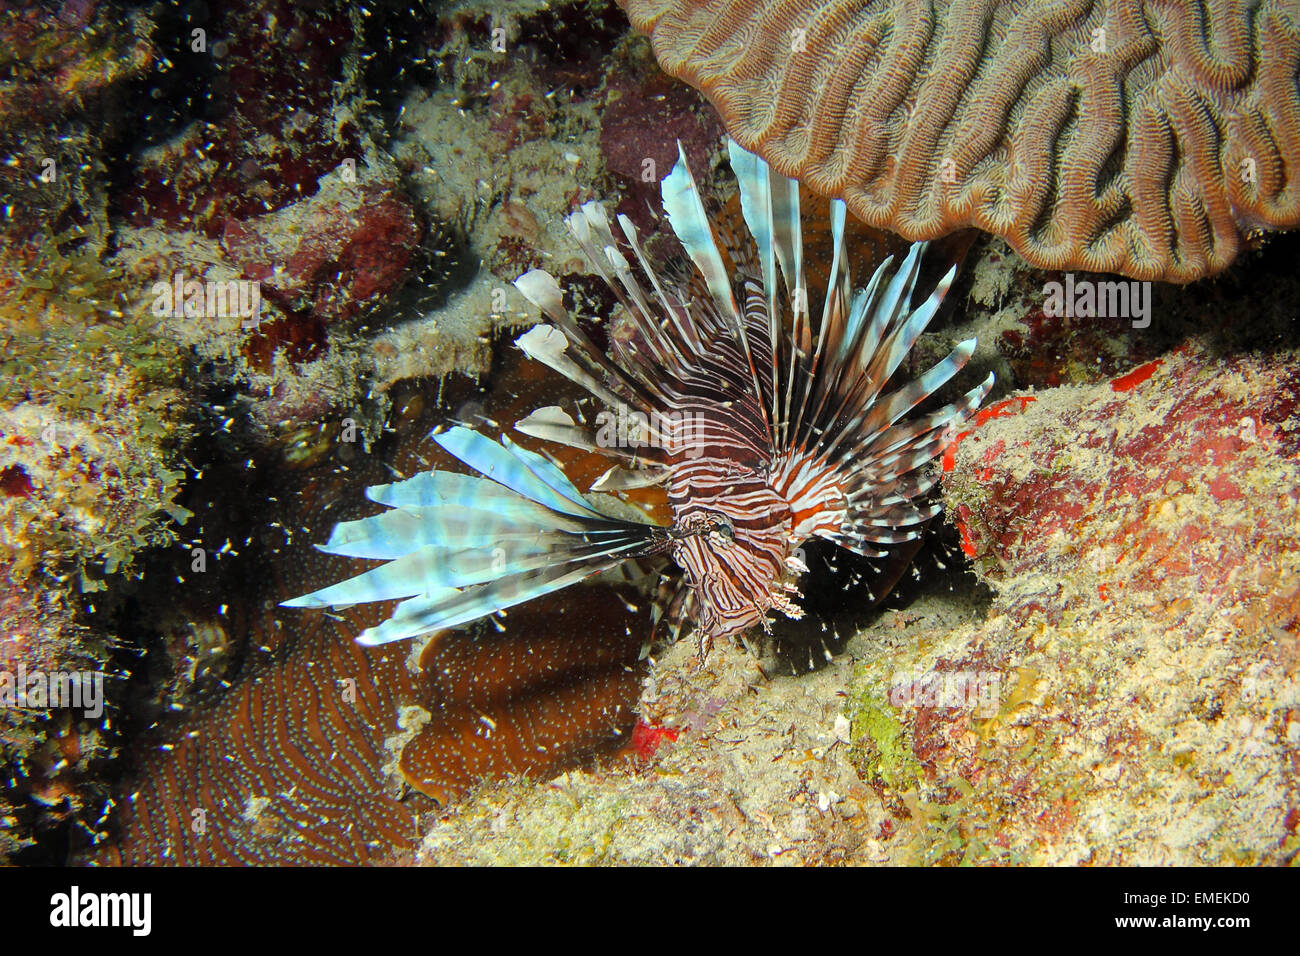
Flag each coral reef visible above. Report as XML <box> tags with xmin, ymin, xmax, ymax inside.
<box><xmin>620</xmin><ymin>0</ymin><xmax>1300</xmax><ymax>282</ymax></box>
<box><xmin>105</xmin><ymin>0</ymin><xmax>431</xmax><ymax>431</ymax></box>
<box><xmin>95</xmin><ymin>605</ymin><xmax>420</xmax><ymax>865</ymax></box>
<box><xmin>84</xmin><ymin>353</ymin><xmax>653</xmax><ymax>864</ymax></box>
<box><xmin>0</xmin><ymin>0</ymin><xmax>414</xmax><ymax>859</ymax></box>
<box><xmin>3</xmin><ymin>0</ymin><xmax>1297</xmax><ymax>869</ymax></box>
<box><xmin>598</xmin><ymin>39</ymin><xmax>726</xmax><ymax>234</ymax></box>
<box><xmin>923</xmin><ymin>341</ymin><xmax>1299</xmax><ymax>863</ymax></box>
<box><xmin>219</xmin><ymin>167</ymin><xmax>423</xmax><ymax>329</ymax></box>
<box><xmin>3</xmin><ymin>0</ymin><xmax>669</xmax><ymax>862</ymax></box>
<box><xmin>955</xmin><ymin>238</ymin><xmax>1168</xmax><ymax>390</ymax></box>
<box><xmin>401</xmin><ymin>588</ymin><xmax>648</xmax><ymax>804</ymax></box>
<box><xmin>406</xmin><ymin>338</ymin><xmax>1299</xmax><ymax>865</ymax></box>
<box><xmin>91</xmin><ymin>579</ymin><xmax>650</xmax><ymax>865</ymax></box>
<box><xmin>0</xmin><ymin>2</ymin><xmax>153</xmax><ymax>131</ymax></box>
<box><xmin>946</xmin><ymin>341</ymin><xmax>1300</xmax><ymax>621</ymax></box>
<box><xmin>417</xmin><ymin>633</ymin><xmax>871</xmax><ymax>865</ymax></box>
<box><xmin>0</xmin><ymin>88</ymin><xmax>192</xmax><ymax>859</ymax></box>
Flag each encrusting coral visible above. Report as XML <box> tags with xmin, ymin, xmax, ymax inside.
<box><xmin>621</xmin><ymin>0</ymin><xmax>1300</xmax><ymax>282</ymax></box>
<box><xmin>405</xmin><ymin>336</ymin><xmax>1300</xmax><ymax>866</ymax></box>
<box><xmin>86</xmin><ymin>362</ymin><xmax>651</xmax><ymax>864</ymax></box>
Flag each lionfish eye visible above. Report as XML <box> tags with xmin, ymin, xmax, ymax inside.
<box><xmin>709</xmin><ymin>514</ymin><xmax>735</xmax><ymax>543</ymax></box>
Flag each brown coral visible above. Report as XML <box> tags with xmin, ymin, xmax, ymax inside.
<box><xmin>401</xmin><ymin>591</ymin><xmax>647</xmax><ymax>806</ymax></box>
<box><xmin>95</xmin><ymin>608</ymin><xmax>421</xmax><ymax>866</ymax></box>
<box><xmin>620</xmin><ymin>0</ymin><xmax>1300</xmax><ymax>282</ymax></box>
<box><xmin>94</xmin><ymin>584</ymin><xmax>648</xmax><ymax>865</ymax></box>
<box><xmin>87</xmin><ymin>362</ymin><xmax>654</xmax><ymax>865</ymax></box>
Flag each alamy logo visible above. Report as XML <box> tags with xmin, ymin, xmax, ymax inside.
<box><xmin>1042</xmin><ymin>273</ymin><xmax>1151</xmax><ymax>329</ymax></box>
<box><xmin>889</xmin><ymin>670</ymin><xmax>1001</xmax><ymax>716</ymax></box>
<box><xmin>150</xmin><ymin>270</ymin><xmax>262</xmax><ymax>328</ymax></box>
<box><xmin>0</xmin><ymin>664</ymin><xmax>103</xmax><ymax>719</ymax></box>
<box><xmin>50</xmin><ymin>886</ymin><xmax>151</xmax><ymax>936</ymax></box>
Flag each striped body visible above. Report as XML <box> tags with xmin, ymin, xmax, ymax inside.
<box><xmin>667</xmin><ymin>457</ymin><xmax>794</xmax><ymax>641</ymax></box>
<box><xmin>283</xmin><ymin>141</ymin><xmax>993</xmax><ymax>655</ymax></box>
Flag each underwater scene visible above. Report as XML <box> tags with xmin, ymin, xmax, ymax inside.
<box><xmin>1</xmin><ymin>0</ymin><xmax>1298</xmax><ymax>869</ymax></box>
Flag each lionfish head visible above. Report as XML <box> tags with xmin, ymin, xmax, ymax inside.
<box><xmin>656</xmin><ymin>495</ymin><xmax>795</xmax><ymax>644</ymax></box>
<box><xmin>282</xmin><ymin>140</ymin><xmax>992</xmax><ymax>658</ymax></box>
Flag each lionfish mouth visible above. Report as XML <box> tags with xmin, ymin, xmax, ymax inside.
<box><xmin>282</xmin><ymin>140</ymin><xmax>993</xmax><ymax>655</ymax></box>
<box><xmin>635</xmin><ymin>510</ymin><xmax>736</xmax><ymax>555</ymax></box>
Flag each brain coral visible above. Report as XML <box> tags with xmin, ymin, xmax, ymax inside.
<box><xmin>620</xmin><ymin>0</ymin><xmax>1300</xmax><ymax>282</ymax></box>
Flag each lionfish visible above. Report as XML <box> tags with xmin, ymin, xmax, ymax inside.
<box><xmin>283</xmin><ymin>141</ymin><xmax>993</xmax><ymax>655</ymax></box>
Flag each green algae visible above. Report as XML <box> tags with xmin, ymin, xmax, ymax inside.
<box><xmin>1</xmin><ymin>225</ymin><xmax>194</xmax><ymax>592</ymax></box>
<box><xmin>847</xmin><ymin>685</ymin><xmax>921</xmax><ymax>791</ymax></box>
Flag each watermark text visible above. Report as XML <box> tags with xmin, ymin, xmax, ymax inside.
<box><xmin>1043</xmin><ymin>273</ymin><xmax>1151</xmax><ymax>329</ymax></box>
<box><xmin>0</xmin><ymin>664</ymin><xmax>103</xmax><ymax>719</ymax></box>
